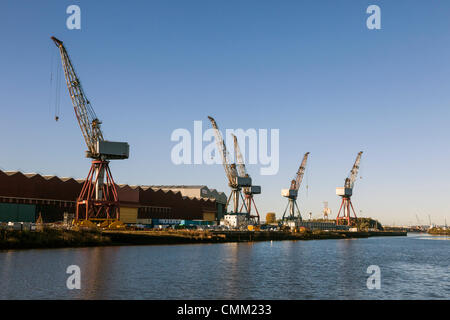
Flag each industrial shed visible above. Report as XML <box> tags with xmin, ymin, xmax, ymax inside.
<box><xmin>147</xmin><ymin>185</ymin><xmax>227</xmax><ymax>220</ymax></box>
<box><xmin>0</xmin><ymin>170</ymin><xmax>220</xmax><ymax>224</ymax></box>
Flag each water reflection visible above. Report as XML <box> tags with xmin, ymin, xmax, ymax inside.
<box><xmin>0</xmin><ymin>235</ymin><xmax>448</xmax><ymax>300</ymax></box>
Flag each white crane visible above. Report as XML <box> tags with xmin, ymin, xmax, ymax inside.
<box><xmin>208</xmin><ymin>116</ymin><xmax>251</xmax><ymax>215</ymax></box>
<box><xmin>232</xmin><ymin>134</ymin><xmax>261</xmax><ymax>224</ymax></box>
<box><xmin>323</xmin><ymin>201</ymin><xmax>331</xmax><ymax>220</ymax></box>
<box><xmin>281</xmin><ymin>152</ymin><xmax>310</xmax><ymax>224</ymax></box>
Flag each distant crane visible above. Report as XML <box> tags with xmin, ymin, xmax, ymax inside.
<box><xmin>323</xmin><ymin>201</ymin><xmax>331</xmax><ymax>220</ymax></box>
<box><xmin>336</xmin><ymin>151</ymin><xmax>363</xmax><ymax>226</ymax></box>
<box><xmin>208</xmin><ymin>116</ymin><xmax>251</xmax><ymax>216</ymax></box>
<box><xmin>232</xmin><ymin>134</ymin><xmax>261</xmax><ymax>224</ymax></box>
<box><xmin>281</xmin><ymin>152</ymin><xmax>310</xmax><ymax>224</ymax></box>
<box><xmin>51</xmin><ymin>37</ymin><xmax>129</xmax><ymax>222</ymax></box>
<box><xmin>415</xmin><ymin>214</ymin><xmax>422</xmax><ymax>226</ymax></box>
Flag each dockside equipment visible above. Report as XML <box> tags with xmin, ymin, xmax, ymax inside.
<box><xmin>336</xmin><ymin>151</ymin><xmax>363</xmax><ymax>226</ymax></box>
<box><xmin>51</xmin><ymin>36</ymin><xmax>129</xmax><ymax>223</ymax></box>
<box><xmin>281</xmin><ymin>152</ymin><xmax>310</xmax><ymax>224</ymax></box>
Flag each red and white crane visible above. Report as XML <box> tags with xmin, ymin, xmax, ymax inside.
<box><xmin>281</xmin><ymin>152</ymin><xmax>310</xmax><ymax>224</ymax></box>
<box><xmin>336</xmin><ymin>151</ymin><xmax>363</xmax><ymax>226</ymax></box>
<box><xmin>51</xmin><ymin>36</ymin><xmax>129</xmax><ymax>223</ymax></box>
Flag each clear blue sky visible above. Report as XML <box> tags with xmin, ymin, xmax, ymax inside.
<box><xmin>1</xmin><ymin>0</ymin><xmax>450</xmax><ymax>226</ymax></box>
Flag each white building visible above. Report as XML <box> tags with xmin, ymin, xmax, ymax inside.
<box><xmin>221</xmin><ymin>214</ymin><xmax>248</xmax><ymax>228</ymax></box>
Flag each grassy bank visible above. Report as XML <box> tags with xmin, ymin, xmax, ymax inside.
<box><xmin>428</xmin><ymin>228</ymin><xmax>450</xmax><ymax>235</ymax></box>
<box><xmin>0</xmin><ymin>228</ymin><xmax>407</xmax><ymax>250</ymax></box>
<box><xmin>103</xmin><ymin>229</ymin><xmax>407</xmax><ymax>245</ymax></box>
<box><xmin>0</xmin><ymin>228</ymin><xmax>112</xmax><ymax>250</ymax></box>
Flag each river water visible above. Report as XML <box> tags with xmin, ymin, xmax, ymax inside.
<box><xmin>0</xmin><ymin>233</ymin><xmax>448</xmax><ymax>299</ymax></box>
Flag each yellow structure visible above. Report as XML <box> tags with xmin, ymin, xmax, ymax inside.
<box><xmin>120</xmin><ymin>207</ymin><xmax>138</xmax><ymax>224</ymax></box>
<box><xmin>108</xmin><ymin>220</ymin><xmax>126</xmax><ymax>229</ymax></box>
<box><xmin>76</xmin><ymin>219</ymin><xmax>97</xmax><ymax>229</ymax></box>
<box><xmin>266</xmin><ymin>212</ymin><xmax>276</xmax><ymax>224</ymax></box>
<box><xmin>202</xmin><ymin>212</ymin><xmax>215</xmax><ymax>221</ymax></box>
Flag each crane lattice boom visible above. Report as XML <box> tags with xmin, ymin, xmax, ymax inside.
<box><xmin>232</xmin><ymin>134</ymin><xmax>247</xmax><ymax>179</ymax></box>
<box><xmin>51</xmin><ymin>36</ymin><xmax>103</xmax><ymax>158</ymax></box>
<box><xmin>290</xmin><ymin>152</ymin><xmax>309</xmax><ymax>191</ymax></box>
<box><xmin>345</xmin><ymin>151</ymin><xmax>363</xmax><ymax>189</ymax></box>
<box><xmin>208</xmin><ymin>116</ymin><xmax>237</xmax><ymax>186</ymax></box>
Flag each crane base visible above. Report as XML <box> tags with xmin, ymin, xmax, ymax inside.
<box><xmin>76</xmin><ymin>160</ymin><xmax>120</xmax><ymax>222</ymax></box>
<box><xmin>336</xmin><ymin>196</ymin><xmax>358</xmax><ymax>226</ymax></box>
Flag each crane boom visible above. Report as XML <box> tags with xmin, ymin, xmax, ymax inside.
<box><xmin>290</xmin><ymin>152</ymin><xmax>309</xmax><ymax>191</ymax></box>
<box><xmin>51</xmin><ymin>36</ymin><xmax>103</xmax><ymax>158</ymax></box>
<box><xmin>232</xmin><ymin>134</ymin><xmax>247</xmax><ymax>178</ymax></box>
<box><xmin>345</xmin><ymin>151</ymin><xmax>363</xmax><ymax>189</ymax></box>
<box><xmin>415</xmin><ymin>214</ymin><xmax>422</xmax><ymax>226</ymax></box>
<box><xmin>208</xmin><ymin>116</ymin><xmax>236</xmax><ymax>186</ymax></box>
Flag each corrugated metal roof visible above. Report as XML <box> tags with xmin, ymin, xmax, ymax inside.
<box><xmin>0</xmin><ymin>170</ymin><xmax>225</xmax><ymax>203</ymax></box>
<box><xmin>148</xmin><ymin>185</ymin><xmax>207</xmax><ymax>189</ymax></box>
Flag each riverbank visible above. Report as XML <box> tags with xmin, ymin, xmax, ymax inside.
<box><xmin>0</xmin><ymin>228</ymin><xmax>407</xmax><ymax>250</ymax></box>
<box><xmin>0</xmin><ymin>228</ymin><xmax>112</xmax><ymax>250</ymax></box>
<box><xmin>103</xmin><ymin>229</ymin><xmax>407</xmax><ymax>245</ymax></box>
<box><xmin>428</xmin><ymin>228</ymin><xmax>450</xmax><ymax>235</ymax></box>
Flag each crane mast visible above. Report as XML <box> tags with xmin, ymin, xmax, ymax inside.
<box><xmin>233</xmin><ymin>134</ymin><xmax>261</xmax><ymax>224</ymax></box>
<box><xmin>281</xmin><ymin>152</ymin><xmax>310</xmax><ymax>226</ymax></box>
<box><xmin>52</xmin><ymin>36</ymin><xmax>129</xmax><ymax>223</ymax></box>
<box><xmin>336</xmin><ymin>151</ymin><xmax>363</xmax><ymax>226</ymax></box>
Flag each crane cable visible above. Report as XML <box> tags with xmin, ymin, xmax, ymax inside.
<box><xmin>48</xmin><ymin>45</ymin><xmax>54</xmax><ymax>117</ymax></box>
<box><xmin>49</xmin><ymin>45</ymin><xmax>62</xmax><ymax>122</ymax></box>
<box><xmin>55</xmin><ymin>58</ymin><xmax>62</xmax><ymax>121</ymax></box>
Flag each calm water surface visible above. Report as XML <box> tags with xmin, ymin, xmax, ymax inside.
<box><xmin>0</xmin><ymin>233</ymin><xmax>448</xmax><ymax>299</ymax></box>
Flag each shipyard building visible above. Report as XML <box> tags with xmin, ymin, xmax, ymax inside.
<box><xmin>0</xmin><ymin>170</ymin><xmax>226</xmax><ymax>225</ymax></box>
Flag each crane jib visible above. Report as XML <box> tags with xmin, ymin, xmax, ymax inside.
<box><xmin>51</xmin><ymin>36</ymin><xmax>129</xmax><ymax>160</ymax></box>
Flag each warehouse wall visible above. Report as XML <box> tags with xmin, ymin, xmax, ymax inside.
<box><xmin>120</xmin><ymin>207</ymin><xmax>138</xmax><ymax>224</ymax></box>
<box><xmin>0</xmin><ymin>170</ymin><xmax>218</xmax><ymax>223</ymax></box>
<box><xmin>36</xmin><ymin>205</ymin><xmax>75</xmax><ymax>223</ymax></box>
<box><xmin>0</xmin><ymin>203</ymin><xmax>36</xmax><ymax>222</ymax></box>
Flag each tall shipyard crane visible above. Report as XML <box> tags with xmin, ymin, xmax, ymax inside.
<box><xmin>336</xmin><ymin>151</ymin><xmax>363</xmax><ymax>226</ymax></box>
<box><xmin>208</xmin><ymin>116</ymin><xmax>251</xmax><ymax>216</ymax></box>
<box><xmin>232</xmin><ymin>134</ymin><xmax>261</xmax><ymax>224</ymax></box>
<box><xmin>51</xmin><ymin>36</ymin><xmax>129</xmax><ymax>222</ymax></box>
<box><xmin>281</xmin><ymin>152</ymin><xmax>310</xmax><ymax>224</ymax></box>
